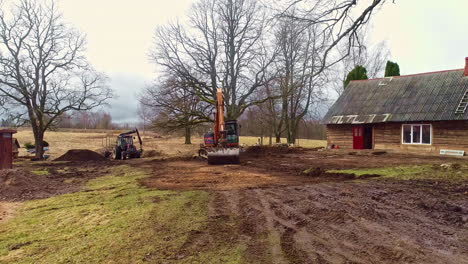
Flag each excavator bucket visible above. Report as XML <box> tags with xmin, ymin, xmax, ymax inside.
<box><xmin>207</xmin><ymin>148</ymin><xmax>240</xmax><ymax>165</ymax></box>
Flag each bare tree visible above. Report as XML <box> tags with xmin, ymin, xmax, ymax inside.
<box><xmin>140</xmin><ymin>76</ymin><xmax>211</xmax><ymax>144</ymax></box>
<box><xmin>0</xmin><ymin>0</ymin><xmax>112</xmax><ymax>158</ymax></box>
<box><xmin>330</xmin><ymin>33</ymin><xmax>390</xmax><ymax>96</ymax></box>
<box><xmin>272</xmin><ymin>14</ymin><xmax>330</xmax><ymax>144</ymax></box>
<box><xmin>151</xmin><ymin>0</ymin><xmax>277</xmax><ymax>120</ymax></box>
<box><xmin>136</xmin><ymin>103</ymin><xmax>153</xmax><ymax>135</ymax></box>
<box><xmin>278</xmin><ymin>0</ymin><xmax>390</xmax><ymax>75</ymax></box>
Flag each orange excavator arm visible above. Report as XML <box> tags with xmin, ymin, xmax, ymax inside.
<box><xmin>213</xmin><ymin>88</ymin><xmax>225</xmax><ymax>145</ymax></box>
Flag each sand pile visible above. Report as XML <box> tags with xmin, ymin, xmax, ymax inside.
<box><xmin>0</xmin><ymin>169</ymin><xmax>55</xmax><ymax>201</ymax></box>
<box><xmin>54</xmin><ymin>149</ymin><xmax>106</xmax><ymax>162</ymax></box>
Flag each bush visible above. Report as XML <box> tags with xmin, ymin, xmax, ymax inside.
<box><xmin>24</xmin><ymin>141</ymin><xmax>49</xmax><ymax>149</ymax></box>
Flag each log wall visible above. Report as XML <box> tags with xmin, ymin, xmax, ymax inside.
<box><xmin>326</xmin><ymin>124</ymin><xmax>353</xmax><ymax>149</ymax></box>
<box><xmin>326</xmin><ymin>121</ymin><xmax>468</xmax><ymax>154</ymax></box>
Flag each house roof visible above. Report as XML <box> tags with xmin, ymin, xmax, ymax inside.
<box><xmin>323</xmin><ymin>69</ymin><xmax>468</xmax><ymax>124</ymax></box>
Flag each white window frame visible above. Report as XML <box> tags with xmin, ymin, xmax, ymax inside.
<box><xmin>401</xmin><ymin>124</ymin><xmax>432</xmax><ymax>145</ymax></box>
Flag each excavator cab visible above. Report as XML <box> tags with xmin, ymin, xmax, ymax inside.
<box><xmin>224</xmin><ymin>120</ymin><xmax>239</xmax><ymax>147</ymax></box>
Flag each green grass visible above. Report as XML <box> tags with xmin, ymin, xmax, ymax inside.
<box><xmin>329</xmin><ymin>164</ymin><xmax>468</xmax><ymax>181</ymax></box>
<box><xmin>0</xmin><ymin>166</ymin><xmax>243</xmax><ymax>264</ymax></box>
<box><xmin>31</xmin><ymin>170</ymin><xmax>48</xmax><ymax>176</ymax></box>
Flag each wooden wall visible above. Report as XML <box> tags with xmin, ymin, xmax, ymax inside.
<box><xmin>326</xmin><ymin>121</ymin><xmax>468</xmax><ymax>154</ymax></box>
<box><xmin>326</xmin><ymin>124</ymin><xmax>353</xmax><ymax>149</ymax></box>
<box><xmin>432</xmin><ymin>121</ymin><xmax>468</xmax><ymax>151</ymax></box>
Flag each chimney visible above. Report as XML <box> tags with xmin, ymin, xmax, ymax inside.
<box><xmin>465</xmin><ymin>57</ymin><xmax>468</xmax><ymax>76</ymax></box>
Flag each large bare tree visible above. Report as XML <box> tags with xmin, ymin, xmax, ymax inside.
<box><xmin>271</xmin><ymin>14</ymin><xmax>329</xmax><ymax>144</ymax></box>
<box><xmin>139</xmin><ymin>76</ymin><xmax>211</xmax><ymax>144</ymax></box>
<box><xmin>278</xmin><ymin>0</ymin><xmax>390</xmax><ymax>74</ymax></box>
<box><xmin>0</xmin><ymin>0</ymin><xmax>112</xmax><ymax>158</ymax></box>
<box><xmin>151</xmin><ymin>0</ymin><xmax>276</xmax><ymax>120</ymax></box>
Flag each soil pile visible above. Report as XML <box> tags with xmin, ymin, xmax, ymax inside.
<box><xmin>0</xmin><ymin>169</ymin><xmax>55</xmax><ymax>201</ymax></box>
<box><xmin>54</xmin><ymin>149</ymin><xmax>106</xmax><ymax>162</ymax></box>
<box><xmin>142</xmin><ymin>149</ymin><xmax>162</xmax><ymax>158</ymax></box>
<box><xmin>245</xmin><ymin>145</ymin><xmax>308</xmax><ymax>155</ymax></box>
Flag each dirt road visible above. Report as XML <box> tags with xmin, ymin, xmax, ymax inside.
<box><xmin>141</xmin><ymin>150</ymin><xmax>468</xmax><ymax>263</ymax></box>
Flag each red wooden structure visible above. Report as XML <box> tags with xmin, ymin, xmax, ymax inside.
<box><xmin>0</xmin><ymin>129</ymin><xmax>17</xmax><ymax>170</ymax></box>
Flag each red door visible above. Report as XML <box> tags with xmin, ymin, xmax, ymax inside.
<box><xmin>353</xmin><ymin>126</ymin><xmax>364</xmax><ymax>149</ymax></box>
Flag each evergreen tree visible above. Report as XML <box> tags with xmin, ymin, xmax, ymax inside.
<box><xmin>385</xmin><ymin>60</ymin><xmax>400</xmax><ymax>77</ymax></box>
<box><xmin>344</xmin><ymin>65</ymin><xmax>368</xmax><ymax>88</ymax></box>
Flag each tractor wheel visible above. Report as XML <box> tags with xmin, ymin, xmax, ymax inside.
<box><xmin>122</xmin><ymin>151</ymin><xmax>127</xmax><ymax>160</ymax></box>
<box><xmin>112</xmin><ymin>147</ymin><xmax>122</xmax><ymax>160</ymax></box>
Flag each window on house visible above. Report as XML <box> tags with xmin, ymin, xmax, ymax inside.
<box><xmin>402</xmin><ymin>124</ymin><xmax>432</xmax><ymax>144</ymax></box>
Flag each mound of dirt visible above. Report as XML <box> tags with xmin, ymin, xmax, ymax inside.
<box><xmin>301</xmin><ymin>167</ymin><xmax>356</xmax><ymax>179</ymax></box>
<box><xmin>245</xmin><ymin>145</ymin><xmax>308</xmax><ymax>155</ymax></box>
<box><xmin>142</xmin><ymin>149</ymin><xmax>162</xmax><ymax>158</ymax></box>
<box><xmin>0</xmin><ymin>169</ymin><xmax>56</xmax><ymax>201</ymax></box>
<box><xmin>54</xmin><ymin>149</ymin><xmax>106</xmax><ymax>162</ymax></box>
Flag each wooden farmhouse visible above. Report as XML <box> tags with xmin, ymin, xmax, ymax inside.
<box><xmin>323</xmin><ymin>58</ymin><xmax>468</xmax><ymax>155</ymax></box>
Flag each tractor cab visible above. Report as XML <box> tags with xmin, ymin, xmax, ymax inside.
<box><xmin>117</xmin><ymin>135</ymin><xmax>134</xmax><ymax>149</ymax></box>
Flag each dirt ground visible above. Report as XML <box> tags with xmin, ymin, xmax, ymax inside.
<box><xmin>0</xmin><ymin>203</ymin><xmax>19</xmax><ymax>224</ymax></box>
<box><xmin>2</xmin><ymin>146</ymin><xmax>467</xmax><ymax>263</ymax></box>
<box><xmin>140</xmin><ymin>149</ymin><xmax>468</xmax><ymax>264</ymax></box>
<box><xmin>140</xmin><ymin>148</ymin><xmax>468</xmax><ymax>190</ymax></box>
<box><xmin>0</xmin><ymin>158</ymin><xmax>114</xmax><ymax>206</ymax></box>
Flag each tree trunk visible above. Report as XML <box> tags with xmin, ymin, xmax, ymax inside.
<box><xmin>269</xmin><ymin>134</ymin><xmax>272</xmax><ymax>145</ymax></box>
<box><xmin>289</xmin><ymin>119</ymin><xmax>299</xmax><ymax>145</ymax></box>
<box><xmin>275</xmin><ymin>134</ymin><xmax>281</xmax><ymax>144</ymax></box>
<box><xmin>185</xmin><ymin>127</ymin><xmax>191</xmax><ymax>144</ymax></box>
<box><xmin>33</xmin><ymin>128</ymin><xmax>45</xmax><ymax>159</ymax></box>
<box><xmin>260</xmin><ymin>126</ymin><xmax>264</xmax><ymax>145</ymax></box>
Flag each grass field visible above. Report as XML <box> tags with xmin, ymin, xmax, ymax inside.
<box><xmin>0</xmin><ymin>166</ymin><xmax>243</xmax><ymax>263</ymax></box>
<box><xmin>13</xmin><ymin>129</ymin><xmax>326</xmax><ymax>158</ymax></box>
<box><xmin>1</xmin><ymin>162</ymin><xmax>466</xmax><ymax>262</ymax></box>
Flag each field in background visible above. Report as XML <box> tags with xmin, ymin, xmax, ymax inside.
<box><xmin>13</xmin><ymin>129</ymin><xmax>326</xmax><ymax>158</ymax></box>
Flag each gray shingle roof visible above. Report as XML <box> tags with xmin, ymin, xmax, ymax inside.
<box><xmin>323</xmin><ymin>69</ymin><xmax>468</xmax><ymax>124</ymax></box>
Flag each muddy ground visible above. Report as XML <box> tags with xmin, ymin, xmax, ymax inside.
<box><xmin>2</xmin><ymin>148</ymin><xmax>468</xmax><ymax>263</ymax></box>
<box><xmin>0</xmin><ymin>159</ymin><xmax>115</xmax><ymax>205</ymax></box>
<box><xmin>141</xmin><ymin>149</ymin><xmax>468</xmax><ymax>264</ymax></box>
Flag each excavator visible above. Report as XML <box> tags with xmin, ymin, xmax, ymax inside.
<box><xmin>199</xmin><ymin>88</ymin><xmax>240</xmax><ymax>164</ymax></box>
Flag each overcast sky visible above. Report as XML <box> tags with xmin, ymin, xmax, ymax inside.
<box><xmin>56</xmin><ymin>0</ymin><xmax>468</xmax><ymax>124</ymax></box>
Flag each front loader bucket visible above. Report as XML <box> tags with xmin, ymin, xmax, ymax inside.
<box><xmin>207</xmin><ymin>148</ymin><xmax>240</xmax><ymax>165</ymax></box>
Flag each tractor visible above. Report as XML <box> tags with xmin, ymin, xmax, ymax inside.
<box><xmin>112</xmin><ymin>129</ymin><xmax>143</xmax><ymax>160</ymax></box>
